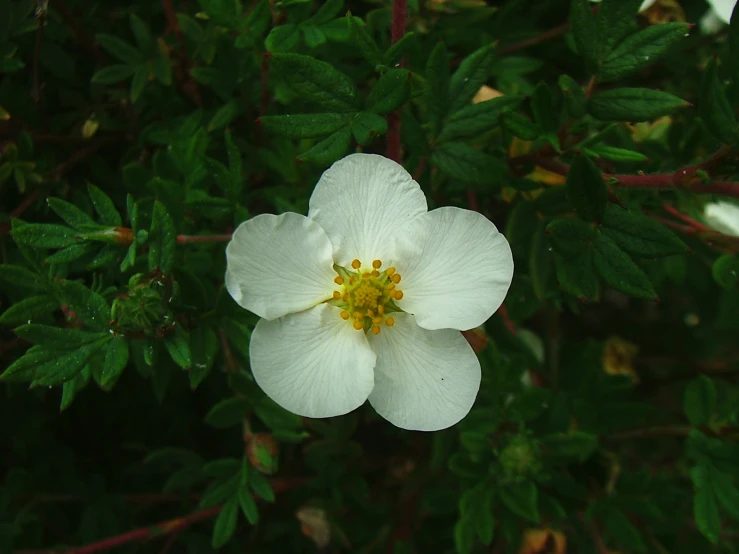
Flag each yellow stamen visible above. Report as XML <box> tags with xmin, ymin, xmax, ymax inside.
<box><xmin>342</xmin><ymin>293</ymin><xmax>348</xmax><ymax>301</ymax></box>
<box><xmin>371</xmin><ymin>325</ymin><xmax>381</xmax><ymax>335</ymax></box>
<box><xmin>388</xmin><ymin>283</ymin><xmax>396</xmax><ymax>291</ymax></box>
<box><xmin>340</xmin><ymin>311</ymin><xmax>351</xmax><ymax>320</ymax></box>
<box><xmin>378</xmin><ymin>305</ymin><xmax>385</xmax><ymax>315</ymax></box>
<box><xmin>363</xmin><ymin>272</ymin><xmax>371</xmax><ymax>278</ymax></box>
<box><xmin>333</xmin><ymin>291</ymin><xmax>341</xmax><ymax>299</ymax></box>
<box><xmin>372</xmin><ymin>259</ymin><xmax>382</xmax><ymax>269</ymax></box>
<box><xmin>354</xmin><ymin>312</ymin><xmax>363</xmax><ymax>320</ymax></box>
<box><xmin>373</xmin><ymin>316</ymin><xmax>383</xmax><ymax>324</ymax></box>
<box><xmin>371</xmin><ymin>270</ymin><xmax>380</xmax><ymax>277</ymax></box>
<box><xmin>394</xmin><ymin>290</ymin><xmax>404</xmax><ymax>300</ymax></box>
<box><xmin>352</xmin><ymin>259</ymin><xmax>361</xmax><ymax>269</ymax></box>
<box><xmin>349</xmin><ymin>276</ymin><xmax>356</xmax><ymax>284</ymax></box>
<box><xmin>385</xmin><ymin>316</ymin><xmax>395</xmax><ymax>327</ymax></box>
<box><xmin>353</xmin><ymin>320</ymin><xmax>364</xmax><ymax>330</ymax></box>
<box><xmin>386</xmin><ymin>267</ymin><xmax>396</xmax><ymax>277</ymax></box>
<box><xmin>334</xmin><ymin>276</ymin><xmax>344</xmax><ymax>285</ymax></box>
<box><xmin>391</xmin><ymin>273</ymin><xmax>401</xmax><ymax>284</ymax></box>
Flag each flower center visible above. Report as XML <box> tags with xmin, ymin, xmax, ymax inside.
<box><xmin>330</xmin><ymin>259</ymin><xmax>403</xmax><ymax>335</ymax></box>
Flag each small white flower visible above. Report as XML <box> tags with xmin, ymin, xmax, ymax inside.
<box><xmin>225</xmin><ymin>154</ymin><xmax>514</xmax><ymax>431</ymax></box>
<box><xmin>704</xmin><ymin>201</ymin><xmax>739</xmax><ymax>237</ymax></box>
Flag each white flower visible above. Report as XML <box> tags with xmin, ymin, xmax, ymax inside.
<box><xmin>589</xmin><ymin>0</ymin><xmax>658</xmax><ymax>12</ymax></box>
<box><xmin>225</xmin><ymin>153</ymin><xmax>514</xmax><ymax>431</ymax></box>
<box><xmin>704</xmin><ymin>201</ymin><xmax>739</xmax><ymax>237</ymax></box>
<box><xmin>706</xmin><ymin>0</ymin><xmax>737</xmax><ymax>24</ymax></box>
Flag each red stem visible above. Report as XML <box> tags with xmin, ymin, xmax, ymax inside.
<box><xmin>176</xmin><ymin>234</ymin><xmax>232</xmax><ymax>244</ymax></box>
<box><xmin>498</xmin><ymin>22</ymin><xmax>569</xmax><ymax>55</ymax></box>
<box><xmin>386</xmin><ymin>0</ymin><xmax>407</xmax><ymax>163</ymax></box>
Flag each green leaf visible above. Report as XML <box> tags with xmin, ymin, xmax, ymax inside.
<box><xmin>351</xmin><ymin>111</ymin><xmax>387</xmax><ymax>145</ymax></box>
<box><xmin>95</xmin><ymin>34</ymin><xmax>143</xmax><ymax>63</ymax></box>
<box><xmin>259</xmin><ymin>113</ymin><xmax>353</xmax><ymax>139</ymax></box>
<box><xmin>348</xmin><ymin>14</ymin><xmax>382</xmax><ymax>67</ymax></box>
<box><xmin>254</xmin><ymin>396</ymin><xmax>303</xmax><ymax>431</ymax></box>
<box><xmin>302</xmin><ymin>25</ymin><xmax>326</xmax><ymax>48</ymax></box>
<box><xmin>449</xmin><ymin>44</ymin><xmax>496</xmax><ymax>113</ymax></box>
<box><xmin>11</xmin><ymin>222</ymin><xmax>79</xmax><ymax>248</ymax></box>
<box><xmin>205</xmin><ymin>397</ymin><xmax>251</xmax><ymax>428</ymax></box>
<box><xmin>165</xmin><ymin>325</ymin><xmax>191</xmax><ymax>369</ymax></box>
<box><xmin>297</xmin><ymin>126</ymin><xmax>352</xmax><ymax>165</ymax></box>
<box><xmin>691</xmin><ymin>465</ymin><xmax>721</xmax><ymax>544</ymax></box>
<box><xmin>47</xmin><ymin>198</ymin><xmax>99</xmax><ymax>230</ymax></box>
<box><xmin>425</xmin><ymin>43</ymin><xmax>450</xmax><ymax>137</ymax></box>
<box><xmin>558</xmin><ymin>74</ymin><xmax>587</xmax><ymax>118</ymax></box>
<box><xmin>13</xmin><ymin>324</ymin><xmax>107</xmax><ymax>349</ymax></box>
<box><xmin>730</xmin><ymin>1</ymin><xmax>739</xmax><ymax>81</ymax></box>
<box><xmin>570</xmin><ymin>0</ymin><xmax>600</xmax><ymax>72</ymax></box>
<box><xmin>91</xmin><ymin>64</ymin><xmax>137</xmax><ymax>84</ymax></box>
<box><xmin>601</xmin><ymin>205</ymin><xmax>687</xmax><ymax>258</ymax></box>
<box><xmin>189</xmin><ymin>327</ymin><xmax>218</xmax><ymax>389</ymax></box>
<box><xmin>531</xmin><ymin>82</ymin><xmax>558</xmax><ymax>133</ymax></box>
<box><xmin>0</xmin><ymin>264</ymin><xmax>46</xmax><ymax>292</ymax></box>
<box><xmin>60</xmin><ymin>368</ymin><xmax>90</xmax><ymax>411</ymax></box>
<box><xmin>366</xmin><ymin>69</ymin><xmax>410</xmax><ymax>115</ymax></box>
<box><xmin>101</xmin><ymin>336</ymin><xmax>129</xmax><ymax>387</ymax></box>
<box><xmin>500</xmin><ymin>111</ymin><xmax>541</xmax><ymax>140</ymax></box>
<box><xmin>437</xmin><ymin>96</ymin><xmax>521</xmax><ymax>143</ymax></box>
<box><xmin>713</xmin><ymin>255</ymin><xmax>739</xmax><ymax>290</ymax></box>
<box><xmin>597</xmin><ymin>0</ymin><xmax>643</xmax><ymax>52</ymax></box>
<box><xmin>270</xmin><ymin>53</ymin><xmax>359</xmax><ymax>112</ymax></box>
<box><xmin>684</xmin><ymin>375</ymin><xmax>717</xmax><ymax>426</ymax></box>
<box><xmin>588</xmin><ymin>88</ymin><xmax>689</xmax><ymax>122</ymax></box>
<box><xmin>546</xmin><ymin>218</ymin><xmax>596</xmax><ymax>257</ymax></box>
<box><xmin>605</xmin><ymin>509</ymin><xmax>647</xmax><ymax>553</ymax></box>
<box><xmin>61</xmin><ymin>280</ymin><xmax>110</xmax><ymax>330</ymax></box>
<box><xmin>710</xmin><ymin>466</ymin><xmax>739</xmax><ymax>522</ymax></box>
<box><xmin>0</xmin><ymin>295</ymin><xmax>57</xmax><ymax>326</ymax></box>
<box><xmin>499</xmin><ymin>481</ymin><xmax>539</xmax><ymax>522</ymax></box>
<box><xmin>584</xmin><ymin>144</ymin><xmax>647</xmax><ymax>162</ymax></box>
<box><xmin>208</xmin><ymin>100</ymin><xmax>243</xmax><ymax>132</ymax></box>
<box><xmin>700</xmin><ymin>57</ymin><xmax>739</xmax><ymax>145</ymax></box>
<box><xmin>530</xmin><ymin>221</ymin><xmax>556</xmax><ymax>300</ymax></box>
<box><xmin>35</xmin><ymin>339</ymin><xmax>108</xmax><ymax>386</ymax></box>
<box><xmin>88</xmin><ymin>184</ymin><xmax>122</xmax><ymax>226</ymax></box>
<box><xmin>211</xmin><ymin>497</ymin><xmax>238</xmax><ymax>549</ymax></box>
<box><xmin>554</xmin><ymin>251</ymin><xmax>600</xmax><ymax>300</ymax></box>
<box><xmin>598</xmin><ymin>23</ymin><xmax>690</xmax><ymax>82</ymax></box>
<box><xmin>460</xmin><ymin>484</ymin><xmax>495</xmax><ymax>546</ymax></box>
<box><xmin>249</xmin><ymin>471</ymin><xmax>275</xmax><ymax>502</ymax></box>
<box><xmin>130</xmin><ymin>64</ymin><xmax>148</xmax><ymax>102</ymax></box>
<box><xmin>238</xmin><ymin>487</ymin><xmax>259</xmax><ymax>525</ymax></box>
<box><xmin>593</xmin><ymin>233</ymin><xmax>656</xmax><ymax>299</ymax></box>
<box><xmin>431</xmin><ymin>142</ymin><xmax>507</xmax><ymax>185</ymax></box>
<box><xmin>130</xmin><ymin>13</ymin><xmax>154</xmax><ymax>51</ymax></box>
<box><xmin>565</xmin><ymin>156</ymin><xmax>607</xmax><ymax>223</ymax></box>
<box><xmin>384</xmin><ymin>32</ymin><xmax>416</xmax><ymax>67</ymax></box>
<box><xmin>541</xmin><ymin>431</ymin><xmax>598</xmax><ymax>462</ymax></box>
<box><xmin>148</xmin><ymin>200</ymin><xmax>177</xmax><ymax>274</ymax></box>
<box><xmin>264</xmin><ymin>24</ymin><xmax>301</xmax><ymax>52</ymax></box>
<box><xmin>454</xmin><ymin>514</ymin><xmax>476</xmax><ymax>554</ymax></box>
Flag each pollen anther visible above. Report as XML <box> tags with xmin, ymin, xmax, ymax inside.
<box><xmin>385</xmin><ymin>316</ymin><xmax>395</xmax><ymax>327</ymax></box>
<box><xmin>386</xmin><ymin>267</ymin><xmax>396</xmax><ymax>276</ymax></box>
<box><xmin>332</xmin><ymin>291</ymin><xmax>341</xmax><ymax>299</ymax></box>
<box><xmin>340</xmin><ymin>311</ymin><xmax>351</xmax><ymax>320</ymax></box>
<box><xmin>372</xmin><ymin>259</ymin><xmax>382</xmax><ymax>269</ymax></box>
<box><xmin>391</xmin><ymin>274</ymin><xmax>401</xmax><ymax>284</ymax></box>
<box><xmin>371</xmin><ymin>325</ymin><xmax>381</xmax><ymax>335</ymax></box>
<box><xmin>334</xmin><ymin>276</ymin><xmax>344</xmax><ymax>285</ymax></box>
<box><xmin>353</xmin><ymin>320</ymin><xmax>364</xmax><ymax>330</ymax></box>
<box><xmin>351</xmin><ymin>259</ymin><xmax>361</xmax><ymax>269</ymax></box>
<box><xmin>394</xmin><ymin>290</ymin><xmax>404</xmax><ymax>300</ymax></box>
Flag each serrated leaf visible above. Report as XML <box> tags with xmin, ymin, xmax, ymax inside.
<box><xmin>101</xmin><ymin>336</ymin><xmax>129</xmax><ymax>387</ymax></box>
<box><xmin>351</xmin><ymin>111</ymin><xmax>387</xmax><ymax>145</ymax></box>
<box><xmin>425</xmin><ymin>43</ymin><xmax>450</xmax><ymax>137</ymax></box>
<box><xmin>60</xmin><ymin>368</ymin><xmax>90</xmax><ymax>411</ymax></box>
<box><xmin>593</xmin><ymin>233</ymin><xmax>656</xmax><ymax>299</ymax></box>
<box><xmin>13</xmin><ymin>324</ymin><xmax>107</xmax><ymax>349</ymax></box>
<box><xmin>599</xmin><ymin>23</ymin><xmax>690</xmax><ymax>82</ymax></box>
<box><xmin>297</xmin><ymin>126</ymin><xmax>352</xmax><ymax>165</ymax></box>
<box><xmin>554</xmin><ymin>251</ymin><xmax>600</xmax><ymax>300</ymax></box>
<box><xmin>0</xmin><ymin>264</ymin><xmax>46</xmax><ymax>292</ymax></box>
<box><xmin>431</xmin><ymin>142</ymin><xmax>507</xmax><ymax>185</ymax></box>
<box><xmin>438</xmin><ymin>96</ymin><xmax>521</xmax><ymax>143</ymax></box>
<box><xmin>566</xmin><ymin>156</ymin><xmax>607</xmax><ymax>222</ymax></box>
<box><xmin>588</xmin><ymin>88</ymin><xmax>689</xmax><ymax>122</ymax></box>
<box><xmin>47</xmin><ymin>198</ymin><xmax>98</xmax><ymax>230</ymax></box>
<box><xmin>684</xmin><ymin>375</ymin><xmax>717</xmax><ymax>426</ymax></box>
<box><xmin>500</xmin><ymin>111</ymin><xmax>541</xmax><ymax>140</ymax></box>
<box><xmin>61</xmin><ymin>280</ymin><xmax>110</xmax><ymax>330</ymax></box>
<box><xmin>601</xmin><ymin>205</ymin><xmax>688</xmax><ymax>257</ymax></box>
<box><xmin>88</xmin><ymin>184</ymin><xmax>122</xmax><ymax>226</ymax></box>
<box><xmin>384</xmin><ymin>32</ymin><xmax>416</xmax><ymax>67</ymax></box>
<box><xmin>499</xmin><ymin>481</ymin><xmax>539</xmax><ymax>522</ymax></box>
<box><xmin>34</xmin><ymin>339</ymin><xmax>108</xmax><ymax>386</ymax></box>
<box><xmin>211</xmin><ymin>497</ymin><xmax>238</xmax><ymax>549</ymax></box>
<box><xmin>45</xmin><ymin>243</ymin><xmax>97</xmax><ymax>264</ymax></box>
<box><xmin>570</xmin><ymin>0</ymin><xmax>600</xmax><ymax>72</ymax></box>
<box><xmin>148</xmin><ymin>200</ymin><xmax>177</xmax><ymax>274</ymax></box>
<box><xmin>584</xmin><ymin>144</ymin><xmax>647</xmax><ymax>162</ymax></box>
<box><xmin>597</xmin><ymin>0</ymin><xmax>643</xmax><ymax>52</ymax></box>
<box><xmin>449</xmin><ymin>44</ymin><xmax>496</xmax><ymax>113</ymax></box>
<box><xmin>264</xmin><ymin>24</ymin><xmax>301</xmax><ymax>53</ymax></box>
<box><xmin>205</xmin><ymin>397</ymin><xmax>251</xmax><ymax>428</ymax></box>
<box><xmin>259</xmin><ymin>112</ymin><xmax>353</xmax><ymax>139</ymax></box>
<box><xmin>366</xmin><ymin>69</ymin><xmax>410</xmax><ymax>115</ymax></box>
<box><xmin>546</xmin><ymin>218</ymin><xmax>596</xmax><ymax>257</ymax></box>
<box><xmin>348</xmin><ymin>14</ymin><xmax>382</xmax><ymax>67</ymax></box>
<box><xmin>270</xmin><ymin>53</ymin><xmax>359</xmax><ymax>112</ymax></box>
<box><xmin>700</xmin><ymin>57</ymin><xmax>739</xmax><ymax>145</ymax></box>
<box><xmin>11</xmin><ymin>222</ymin><xmax>79</xmax><ymax>248</ymax></box>
<box><xmin>0</xmin><ymin>295</ymin><xmax>57</xmax><ymax>326</ymax></box>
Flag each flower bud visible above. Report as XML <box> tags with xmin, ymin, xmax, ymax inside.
<box><xmin>246</xmin><ymin>433</ymin><xmax>280</xmax><ymax>475</ymax></box>
<box><xmin>499</xmin><ymin>434</ymin><xmax>541</xmax><ymax>482</ymax></box>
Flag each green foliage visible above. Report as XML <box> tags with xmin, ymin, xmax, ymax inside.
<box><xmin>1</xmin><ymin>0</ymin><xmax>739</xmax><ymax>553</ymax></box>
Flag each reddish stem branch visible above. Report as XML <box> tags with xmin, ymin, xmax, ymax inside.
<box><xmin>498</xmin><ymin>22</ymin><xmax>570</xmax><ymax>55</ymax></box>
<box><xmin>386</xmin><ymin>0</ymin><xmax>407</xmax><ymax>163</ymax></box>
<box><xmin>176</xmin><ymin>234</ymin><xmax>232</xmax><ymax>244</ymax></box>
<box><xmin>606</xmin><ymin>425</ymin><xmax>692</xmax><ymax>441</ymax></box>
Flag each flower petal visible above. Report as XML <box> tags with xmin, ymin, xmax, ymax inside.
<box><xmin>225</xmin><ymin>213</ymin><xmax>337</xmax><ymax>320</ymax></box>
<box><xmin>706</xmin><ymin>0</ymin><xmax>737</xmax><ymax>24</ymax></box>
<box><xmin>704</xmin><ymin>201</ymin><xmax>739</xmax><ymax>238</ymax></box>
<box><xmin>250</xmin><ymin>304</ymin><xmax>376</xmax><ymax>418</ymax></box>
<box><xmin>308</xmin><ymin>153</ymin><xmax>427</xmax><ymax>267</ymax></box>
<box><xmin>368</xmin><ymin>312</ymin><xmax>481</xmax><ymax>431</ymax></box>
<box><xmin>393</xmin><ymin>207</ymin><xmax>513</xmax><ymax>331</ymax></box>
